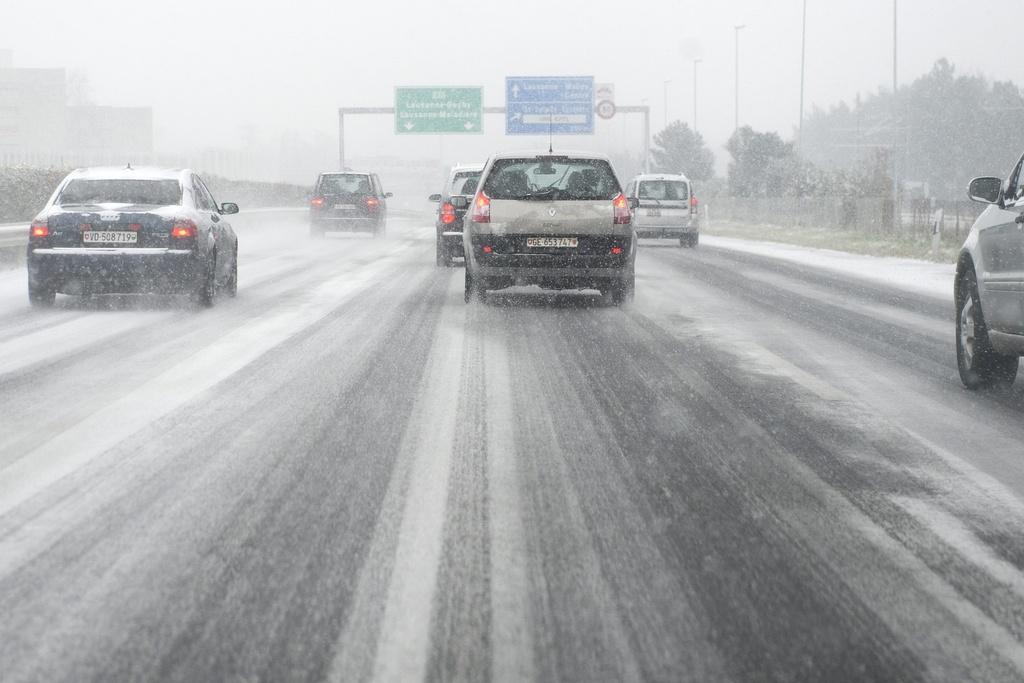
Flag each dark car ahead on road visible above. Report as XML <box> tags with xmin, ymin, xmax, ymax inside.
<box><xmin>956</xmin><ymin>164</ymin><xmax>1024</xmax><ymax>388</ymax></box>
<box><xmin>309</xmin><ymin>171</ymin><xmax>391</xmax><ymax>239</ymax></box>
<box><xmin>429</xmin><ymin>163</ymin><xmax>483</xmax><ymax>267</ymax></box>
<box><xmin>26</xmin><ymin>167</ymin><xmax>239</xmax><ymax>309</ymax></box>
<box><xmin>462</xmin><ymin>151</ymin><xmax>638</xmax><ymax>305</ymax></box>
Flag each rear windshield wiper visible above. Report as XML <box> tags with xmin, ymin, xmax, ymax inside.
<box><xmin>516</xmin><ymin>188</ymin><xmax>560</xmax><ymax>201</ymax></box>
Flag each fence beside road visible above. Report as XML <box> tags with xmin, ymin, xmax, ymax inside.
<box><xmin>707</xmin><ymin>197</ymin><xmax>984</xmax><ymax>240</ymax></box>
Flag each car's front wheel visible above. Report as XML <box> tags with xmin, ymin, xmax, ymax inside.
<box><xmin>957</xmin><ymin>265</ymin><xmax>1018</xmax><ymax>388</ymax></box>
<box><xmin>225</xmin><ymin>253</ymin><xmax>238</xmax><ymax>298</ymax></box>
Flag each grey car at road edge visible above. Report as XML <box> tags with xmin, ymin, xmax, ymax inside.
<box><xmin>460</xmin><ymin>151</ymin><xmax>638</xmax><ymax>305</ymax></box>
<box><xmin>956</xmin><ymin>164</ymin><xmax>1024</xmax><ymax>388</ymax></box>
<box><xmin>626</xmin><ymin>172</ymin><xmax>700</xmax><ymax>247</ymax></box>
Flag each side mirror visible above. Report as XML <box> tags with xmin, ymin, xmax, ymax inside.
<box><xmin>428</xmin><ymin>193</ymin><xmax>442</xmax><ymax>202</ymax></box>
<box><xmin>968</xmin><ymin>177</ymin><xmax>1003</xmax><ymax>205</ymax></box>
<box><xmin>450</xmin><ymin>196</ymin><xmax>470</xmax><ymax>210</ymax></box>
<box><xmin>384</xmin><ymin>192</ymin><xmax>393</xmax><ymax>199</ymax></box>
<box><xmin>628</xmin><ymin>197</ymin><xmax>640</xmax><ymax>210</ymax></box>
<box><xmin>220</xmin><ymin>202</ymin><xmax>239</xmax><ymax>215</ymax></box>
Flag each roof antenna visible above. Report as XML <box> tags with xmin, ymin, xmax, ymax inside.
<box><xmin>548</xmin><ymin>113</ymin><xmax>554</xmax><ymax>154</ymax></box>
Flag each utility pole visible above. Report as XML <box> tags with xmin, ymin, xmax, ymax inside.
<box><xmin>734</xmin><ymin>24</ymin><xmax>746</xmax><ymax>134</ymax></box>
<box><xmin>798</xmin><ymin>0</ymin><xmax>807</xmax><ymax>150</ymax></box>
<box><xmin>693</xmin><ymin>59</ymin><xmax>702</xmax><ymax>135</ymax></box>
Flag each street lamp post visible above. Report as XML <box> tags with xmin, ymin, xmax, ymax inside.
<box><xmin>798</xmin><ymin>0</ymin><xmax>807</xmax><ymax>150</ymax></box>
<box><xmin>663</xmin><ymin>80</ymin><xmax>672</xmax><ymax>129</ymax></box>
<box><xmin>892</xmin><ymin>0</ymin><xmax>899</xmax><ymax>229</ymax></box>
<box><xmin>693</xmin><ymin>59</ymin><xmax>702</xmax><ymax>135</ymax></box>
<box><xmin>734</xmin><ymin>24</ymin><xmax>746</xmax><ymax>134</ymax></box>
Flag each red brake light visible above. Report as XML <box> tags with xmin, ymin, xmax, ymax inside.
<box><xmin>128</xmin><ymin>223</ymin><xmax>142</xmax><ymax>232</ymax></box>
<box><xmin>690</xmin><ymin>195</ymin><xmax>699</xmax><ymax>207</ymax></box>
<box><xmin>611</xmin><ymin>246</ymin><xmax>623</xmax><ymax>255</ymax></box>
<box><xmin>613</xmin><ymin>193</ymin><xmax>631</xmax><ymax>225</ymax></box>
<box><xmin>30</xmin><ymin>220</ymin><xmax>49</xmax><ymax>238</ymax></box>
<box><xmin>310</xmin><ymin>197</ymin><xmax>325</xmax><ymax>208</ymax></box>
<box><xmin>171</xmin><ymin>221</ymin><xmax>197</xmax><ymax>239</ymax></box>
<box><xmin>365</xmin><ymin>196</ymin><xmax>380</xmax><ymax>211</ymax></box>
<box><xmin>482</xmin><ymin>245</ymin><xmax>494</xmax><ymax>254</ymax></box>
<box><xmin>441</xmin><ymin>202</ymin><xmax>456</xmax><ymax>225</ymax></box>
<box><xmin>471</xmin><ymin>192</ymin><xmax>491</xmax><ymax>223</ymax></box>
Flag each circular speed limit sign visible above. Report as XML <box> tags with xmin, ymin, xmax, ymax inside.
<box><xmin>596</xmin><ymin>100</ymin><xmax>616</xmax><ymax>120</ymax></box>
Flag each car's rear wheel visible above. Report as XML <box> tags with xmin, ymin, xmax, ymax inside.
<box><xmin>28</xmin><ymin>278</ymin><xmax>56</xmax><ymax>308</ymax></box>
<box><xmin>680</xmin><ymin>233</ymin><xmax>699</xmax><ymax>248</ymax></box>
<box><xmin>611</xmin><ymin>272</ymin><xmax>635</xmax><ymax>306</ymax></box>
<box><xmin>957</xmin><ymin>265</ymin><xmax>1018</xmax><ymax>388</ymax></box>
<box><xmin>193</xmin><ymin>254</ymin><xmax>217</xmax><ymax>308</ymax></box>
<box><xmin>464</xmin><ymin>270</ymin><xmax>485</xmax><ymax>303</ymax></box>
<box><xmin>310</xmin><ymin>223</ymin><xmax>325</xmax><ymax>239</ymax></box>
<box><xmin>374</xmin><ymin>220</ymin><xmax>386</xmax><ymax>238</ymax></box>
<box><xmin>436</xmin><ymin>236</ymin><xmax>448</xmax><ymax>267</ymax></box>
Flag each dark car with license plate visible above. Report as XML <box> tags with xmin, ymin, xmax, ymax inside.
<box><xmin>26</xmin><ymin>167</ymin><xmax>239</xmax><ymax>308</ymax></box>
<box><xmin>429</xmin><ymin>163</ymin><xmax>483</xmax><ymax>267</ymax></box>
<box><xmin>309</xmin><ymin>171</ymin><xmax>392</xmax><ymax>238</ymax></box>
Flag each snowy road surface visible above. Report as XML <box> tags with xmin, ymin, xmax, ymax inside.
<box><xmin>2</xmin><ymin>209</ymin><xmax>1024</xmax><ymax>682</ymax></box>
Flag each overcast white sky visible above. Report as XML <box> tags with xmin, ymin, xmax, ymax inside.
<box><xmin>3</xmin><ymin>0</ymin><xmax>1022</xmax><ymax>170</ymax></box>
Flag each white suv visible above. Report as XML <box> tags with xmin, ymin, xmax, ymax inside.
<box><xmin>626</xmin><ymin>173</ymin><xmax>699</xmax><ymax>247</ymax></box>
<box><xmin>956</xmin><ymin>166</ymin><xmax>1024</xmax><ymax>388</ymax></box>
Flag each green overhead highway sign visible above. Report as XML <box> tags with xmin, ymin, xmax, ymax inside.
<box><xmin>394</xmin><ymin>87</ymin><xmax>483</xmax><ymax>134</ymax></box>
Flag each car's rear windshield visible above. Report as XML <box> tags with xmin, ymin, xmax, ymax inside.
<box><xmin>482</xmin><ymin>157</ymin><xmax>621</xmax><ymax>201</ymax></box>
<box><xmin>319</xmin><ymin>174</ymin><xmax>372</xmax><ymax>195</ymax></box>
<box><xmin>639</xmin><ymin>180</ymin><xmax>690</xmax><ymax>201</ymax></box>
<box><xmin>57</xmin><ymin>179</ymin><xmax>182</xmax><ymax>206</ymax></box>
<box><xmin>449</xmin><ymin>171</ymin><xmax>481</xmax><ymax>197</ymax></box>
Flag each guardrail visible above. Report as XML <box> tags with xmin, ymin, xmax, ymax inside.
<box><xmin>0</xmin><ymin>223</ymin><xmax>27</xmax><ymax>267</ymax></box>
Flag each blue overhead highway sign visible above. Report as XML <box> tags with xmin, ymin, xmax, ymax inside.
<box><xmin>505</xmin><ymin>76</ymin><xmax>594</xmax><ymax>135</ymax></box>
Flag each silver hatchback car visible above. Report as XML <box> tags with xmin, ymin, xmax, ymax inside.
<box><xmin>626</xmin><ymin>173</ymin><xmax>700</xmax><ymax>247</ymax></box>
<box><xmin>459</xmin><ymin>152</ymin><xmax>638</xmax><ymax>304</ymax></box>
<box><xmin>956</xmin><ymin>165</ymin><xmax>1024</xmax><ymax>388</ymax></box>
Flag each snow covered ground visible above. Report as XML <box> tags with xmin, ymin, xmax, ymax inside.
<box><xmin>702</xmin><ymin>234</ymin><xmax>955</xmax><ymax>302</ymax></box>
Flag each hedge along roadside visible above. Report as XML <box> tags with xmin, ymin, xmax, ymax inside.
<box><xmin>0</xmin><ymin>166</ymin><xmax>310</xmax><ymax>223</ymax></box>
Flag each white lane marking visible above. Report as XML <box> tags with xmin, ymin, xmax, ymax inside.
<box><xmin>0</xmin><ymin>247</ymin><xmax>410</xmax><ymax>518</ymax></box>
<box><xmin>894</xmin><ymin>496</ymin><xmax>1024</xmax><ymax>602</ymax></box>
<box><xmin>365</xmin><ymin>280</ymin><xmax>463</xmax><ymax>683</ymax></box>
<box><xmin>0</xmin><ymin>312</ymin><xmax>167</xmax><ymax>376</ymax></box>
<box><xmin>484</xmin><ymin>333</ymin><xmax>536</xmax><ymax>683</ymax></box>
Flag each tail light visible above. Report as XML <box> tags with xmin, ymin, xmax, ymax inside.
<box><xmin>610</xmin><ymin>246</ymin><xmax>623</xmax><ymax>255</ymax></box>
<box><xmin>482</xmin><ymin>245</ymin><xmax>494</xmax><ymax>254</ymax></box>
<box><xmin>690</xmin><ymin>195</ymin><xmax>699</xmax><ymax>215</ymax></box>
<box><xmin>441</xmin><ymin>202</ymin><xmax>457</xmax><ymax>225</ymax></box>
<box><xmin>613</xmin><ymin>193</ymin><xmax>631</xmax><ymax>225</ymax></box>
<box><xmin>471</xmin><ymin>192</ymin><xmax>491</xmax><ymax>223</ymax></box>
<box><xmin>365</xmin><ymin>196</ymin><xmax>380</xmax><ymax>211</ymax></box>
<box><xmin>30</xmin><ymin>219</ymin><xmax>49</xmax><ymax>238</ymax></box>
<box><xmin>171</xmin><ymin>220</ymin><xmax>197</xmax><ymax>239</ymax></box>
<box><xmin>310</xmin><ymin>197</ymin><xmax>326</xmax><ymax>208</ymax></box>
